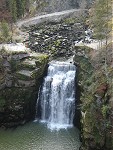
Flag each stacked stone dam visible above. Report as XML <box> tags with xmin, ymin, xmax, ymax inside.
<box><xmin>28</xmin><ymin>18</ymin><xmax>85</xmax><ymax>57</ymax></box>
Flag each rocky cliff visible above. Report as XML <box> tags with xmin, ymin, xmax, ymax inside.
<box><xmin>36</xmin><ymin>0</ymin><xmax>94</xmax><ymax>13</ymax></box>
<box><xmin>73</xmin><ymin>44</ymin><xmax>113</xmax><ymax>150</ymax></box>
<box><xmin>0</xmin><ymin>44</ymin><xmax>49</xmax><ymax>127</ymax></box>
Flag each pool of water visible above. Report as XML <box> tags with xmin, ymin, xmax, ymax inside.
<box><xmin>0</xmin><ymin>122</ymin><xmax>81</xmax><ymax>150</ymax></box>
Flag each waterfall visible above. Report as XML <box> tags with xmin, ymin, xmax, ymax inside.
<box><xmin>36</xmin><ymin>61</ymin><xmax>76</xmax><ymax>130</ymax></box>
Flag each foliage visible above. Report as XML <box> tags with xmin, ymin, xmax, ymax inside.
<box><xmin>0</xmin><ymin>20</ymin><xmax>11</xmax><ymax>42</ymax></box>
<box><xmin>91</xmin><ymin>0</ymin><xmax>112</xmax><ymax>40</ymax></box>
<box><xmin>6</xmin><ymin>0</ymin><xmax>28</xmax><ymax>22</ymax></box>
<box><xmin>101</xmin><ymin>105</ymin><xmax>111</xmax><ymax>118</ymax></box>
<box><xmin>16</xmin><ymin>0</ymin><xmax>26</xmax><ymax>18</ymax></box>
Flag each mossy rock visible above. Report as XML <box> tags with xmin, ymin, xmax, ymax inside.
<box><xmin>64</xmin><ymin>17</ymin><xmax>77</xmax><ymax>24</ymax></box>
<box><xmin>75</xmin><ymin>45</ymin><xmax>93</xmax><ymax>54</ymax></box>
<box><xmin>16</xmin><ymin>70</ymin><xmax>36</xmax><ymax>81</ymax></box>
<box><xmin>30</xmin><ymin>53</ymin><xmax>49</xmax><ymax>60</ymax></box>
<box><xmin>20</xmin><ymin>59</ymin><xmax>36</xmax><ymax>70</ymax></box>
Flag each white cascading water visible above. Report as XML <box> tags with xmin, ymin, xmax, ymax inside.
<box><xmin>37</xmin><ymin>61</ymin><xmax>76</xmax><ymax>130</ymax></box>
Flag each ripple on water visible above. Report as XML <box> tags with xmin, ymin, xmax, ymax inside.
<box><xmin>0</xmin><ymin>122</ymin><xmax>81</xmax><ymax>150</ymax></box>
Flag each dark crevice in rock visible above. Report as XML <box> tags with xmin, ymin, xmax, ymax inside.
<box><xmin>73</xmin><ymin>66</ymin><xmax>81</xmax><ymax>130</ymax></box>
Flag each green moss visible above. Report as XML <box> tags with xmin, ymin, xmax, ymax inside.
<box><xmin>64</xmin><ymin>17</ymin><xmax>77</xmax><ymax>24</ymax></box>
<box><xmin>20</xmin><ymin>59</ymin><xmax>36</xmax><ymax>70</ymax></box>
<box><xmin>54</xmin><ymin>39</ymin><xmax>61</xmax><ymax>47</ymax></box>
<box><xmin>76</xmin><ymin>55</ymin><xmax>93</xmax><ymax>85</ymax></box>
<box><xmin>101</xmin><ymin>105</ymin><xmax>111</xmax><ymax>118</ymax></box>
<box><xmin>38</xmin><ymin>54</ymin><xmax>49</xmax><ymax>63</ymax></box>
<box><xmin>16</xmin><ymin>70</ymin><xmax>35</xmax><ymax>81</ymax></box>
<box><xmin>30</xmin><ymin>54</ymin><xmax>49</xmax><ymax>69</ymax></box>
<box><xmin>35</xmin><ymin>55</ymin><xmax>49</xmax><ymax>68</ymax></box>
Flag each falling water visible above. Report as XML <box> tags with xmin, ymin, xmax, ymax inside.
<box><xmin>36</xmin><ymin>61</ymin><xmax>76</xmax><ymax>130</ymax></box>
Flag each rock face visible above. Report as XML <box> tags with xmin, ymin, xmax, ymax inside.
<box><xmin>0</xmin><ymin>43</ymin><xmax>49</xmax><ymax>127</ymax></box>
<box><xmin>36</xmin><ymin>0</ymin><xmax>94</xmax><ymax>13</ymax></box>
<box><xmin>73</xmin><ymin>45</ymin><xmax>113</xmax><ymax>150</ymax></box>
